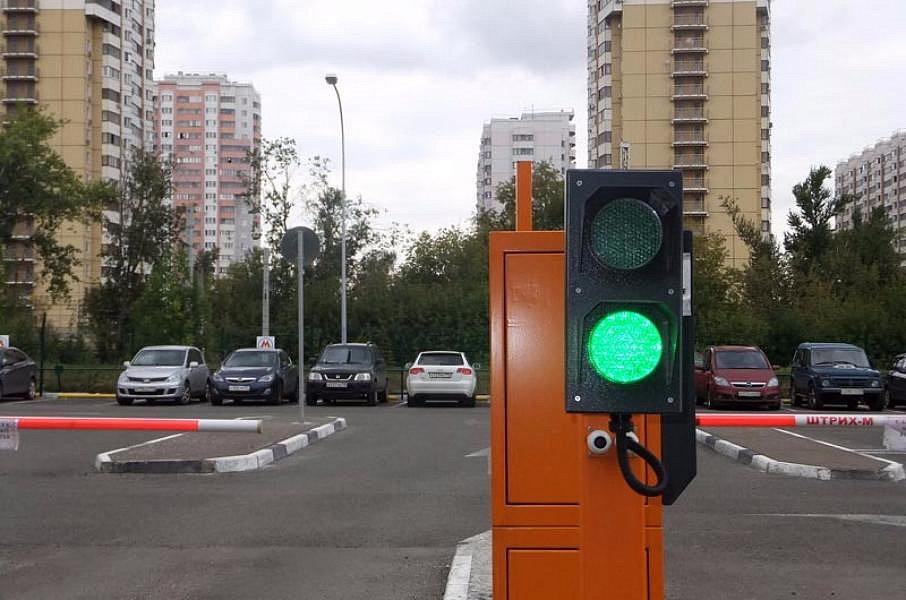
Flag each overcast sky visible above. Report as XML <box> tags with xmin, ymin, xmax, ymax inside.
<box><xmin>155</xmin><ymin>0</ymin><xmax>906</xmax><ymax>241</ymax></box>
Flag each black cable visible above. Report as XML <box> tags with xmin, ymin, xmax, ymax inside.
<box><xmin>609</xmin><ymin>414</ymin><xmax>668</xmax><ymax>497</ymax></box>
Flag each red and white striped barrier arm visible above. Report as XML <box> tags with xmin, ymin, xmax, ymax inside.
<box><xmin>0</xmin><ymin>417</ymin><xmax>262</xmax><ymax>433</ymax></box>
<box><xmin>696</xmin><ymin>413</ymin><xmax>906</xmax><ymax>429</ymax></box>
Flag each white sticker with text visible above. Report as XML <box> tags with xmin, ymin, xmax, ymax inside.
<box><xmin>0</xmin><ymin>418</ymin><xmax>19</xmax><ymax>451</ymax></box>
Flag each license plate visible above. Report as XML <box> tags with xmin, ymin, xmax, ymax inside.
<box><xmin>428</xmin><ymin>372</ymin><xmax>452</xmax><ymax>379</ymax></box>
<box><xmin>738</xmin><ymin>391</ymin><xmax>762</xmax><ymax>398</ymax></box>
<box><xmin>841</xmin><ymin>388</ymin><xmax>863</xmax><ymax>396</ymax></box>
<box><xmin>228</xmin><ymin>385</ymin><xmax>250</xmax><ymax>392</ymax></box>
<box><xmin>326</xmin><ymin>382</ymin><xmax>348</xmax><ymax>388</ymax></box>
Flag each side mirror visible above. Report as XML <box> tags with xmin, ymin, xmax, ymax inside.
<box><xmin>473</xmin><ymin>362</ymin><xmax>481</xmax><ymax>370</ymax></box>
<box><xmin>189</xmin><ymin>361</ymin><xmax>199</xmax><ymax>368</ymax></box>
<box><xmin>404</xmin><ymin>362</ymin><xmax>413</xmax><ymax>370</ymax></box>
<box><xmin>772</xmin><ymin>365</ymin><xmax>781</xmax><ymax>371</ymax></box>
<box><xmin>123</xmin><ymin>361</ymin><xmax>131</xmax><ymax>368</ymax></box>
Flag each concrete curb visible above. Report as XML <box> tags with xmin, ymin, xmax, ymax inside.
<box><xmin>95</xmin><ymin>417</ymin><xmax>347</xmax><ymax>474</ymax></box>
<box><xmin>443</xmin><ymin>541</ymin><xmax>473</xmax><ymax>600</ymax></box>
<box><xmin>696</xmin><ymin>428</ymin><xmax>905</xmax><ymax>481</ymax></box>
<box><xmin>444</xmin><ymin>531</ymin><xmax>490</xmax><ymax>600</ymax></box>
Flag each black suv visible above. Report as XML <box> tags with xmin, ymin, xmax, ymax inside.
<box><xmin>306</xmin><ymin>343</ymin><xmax>388</xmax><ymax>406</ymax></box>
<box><xmin>790</xmin><ymin>343</ymin><xmax>884</xmax><ymax>411</ymax></box>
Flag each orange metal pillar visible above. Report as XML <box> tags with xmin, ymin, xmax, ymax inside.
<box><xmin>490</xmin><ymin>163</ymin><xmax>663</xmax><ymax>599</ymax></box>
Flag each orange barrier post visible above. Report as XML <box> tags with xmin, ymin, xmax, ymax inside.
<box><xmin>490</xmin><ymin>163</ymin><xmax>663</xmax><ymax>599</ymax></box>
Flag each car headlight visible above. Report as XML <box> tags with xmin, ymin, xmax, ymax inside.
<box><xmin>354</xmin><ymin>372</ymin><xmax>371</xmax><ymax>381</ymax></box>
<box><xmin>212</xmin><ymin>372</ymin><xmax>224</xmax><ymax>382</ymax></box>
<box><xmin>820</xmin><ymin>379</ymin><xmax>832</xmax><ymax>387</ymax></box>
<box><xmin>308</xmin><ymin>372</ymin><xmax>323</xmax><ymax>382</ymax></box>
<box><xmin>165</xmin><ymin>373</ymin><xmax>181</xmax><ymax>384</ymax></box>
<box><xmin>258</xmin><ymin>374</ymin><xmax>274</xmax><ymax>383</ymax></box>
<box><xmin>118</xmin><ymin>372</ymin><xmax>128</xmax><ymax>383</ymax></box>
<box><xmin>871</xmin><ymin>379</ymin><xmax>880</xmax><ymax>388</ymax></box>
<box><xmin>767</xmin><ymin>377</ymin><xmax>779</xmax><ymax>387</ymax></box>
<box><xmin>713</xmin><ymin>376</ymin><xmax>729</xmax><ymax>387</ymax></box>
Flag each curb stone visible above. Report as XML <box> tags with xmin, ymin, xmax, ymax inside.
<box><xmin>696</xmin><ymin>428</ymin><xmax>905</xmax><ymax>481</ymax></box>
<box><xmin>444</xmin><ymin>531</ymin><xmax>491</xmax><ymax>600</ymax></box>
<box><xmin>95</xmin><ymin>417</ymin><xmax>347</xmax><ymax>474</ymax></box>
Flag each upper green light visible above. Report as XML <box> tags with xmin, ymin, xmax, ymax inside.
<box><xmin>590</xmin><ymin>197</ymin><xmax>663</xmax><ymax>270</ymax></box>
<box><xmin>587</xmin><ymin>311</ymin><xmax>663</xmax><ymax>384</ymax></box>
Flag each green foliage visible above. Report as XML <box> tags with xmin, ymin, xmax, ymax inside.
<box><xmin>0</xmin><ymin>108</ymin><xmax>114</xmax><ymax>298</ymax></box>
<box><xmin>492</xmin><ymin>160</ymin><xmax>565</xmax><ymax>231</ymax></box>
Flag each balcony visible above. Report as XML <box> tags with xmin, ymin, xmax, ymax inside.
<box><xmin>2</xmin><ymin>19</ymin><xmax>39</xmax><ymax>35</ymax></box>
<box><xmin>683</xmin><ymin>196</ymin><xmax>708</xmax><ymax>215</ymax></box>
<box><xmin>674</xmin><ymin>153</ymin><xmax>708</xmax><ymax>169</ymax></box>
<box><xmin>671</xmin><ymin>0</ymin><xmax>708</xmax><ymax>6</ymax></box>
<box><xmin>673</xmin><ymin>34</ymin><xmax>707</xmax><ymax>54</ymax></box>
<box><xmin>1</xmin><ymin>41</ymin><xmax>38</xmax><ymax>57</ymax></box>
<box><xmin>671</xmin><ymin>85</ymin><xmax>707</xmax><ymax>101</ymax></box>
<box><xmin>673</xmin><ymin>107</ymin><xmax>708</xmax><ymax>123</ymax></box>
<box><xmin>1</xmin><ymin>66</ymin><xmax>38</xmax><ymax>80</ymax></box>
<box><xmin>673</xmin><ymin>130</ymin><xmax>708</xmax><ymax>147</ymax></box>
<box><xmin>672</xmin><ymin>59</ymin><xmax>707</xmax><ymax>77</ymax></box>
<box><xmin>2</xmin><ymin>1</ymin><xmax>39</xmax><ymax>13</ymax></box>
<box><xmin>682</xmin><ymin>176</ymin><xmax>708</xmax><ymax>193</ymax></box>
<box><xmin>671</xmin><ymin>14</ymin><xmax>707</xmax><ymax>30</ymax></box>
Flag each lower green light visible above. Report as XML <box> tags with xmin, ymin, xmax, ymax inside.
<box><xmin>587</xmin><ymin>311</ymin><xmax>663</xmax><ymax>384</ymax></box>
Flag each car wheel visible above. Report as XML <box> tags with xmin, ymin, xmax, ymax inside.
<box><xmin>202</xmin><ymin>381</ymin><xmax>212</xmax><ymax>404</ymax></box>
<box><xmin>869</xmin><ymin>393</ymin><xmax>886</xmax><ymax>412</ymax></box>
<box><xmin>768</xmin><ymin>401</ymin><xmax>781</xmax><ymax>411</ymax></box>
<box><xmin>366</xmin><ymin>390</ymin><xmax>378</xmax><ymax>406</ymax></box>
<box><xmin>268</xmin><ymin>381</ymin><xmax>283</xmax><ymax>406</ymax></box>
<box><xmin>407</xmin><ymin>394</ymin><xmax>419</xmax><ymax>407</ymax></box>
<box><xmin>790</xmin><ymin>384</ymin><xmax>800</xmax><ymax>407</ymax></box>
<box><xmin>887</xmin><ymin>389</ymin><xmax>896</xmax><ymax>410</ymax></box>
<box><xmin>705</xmin><ymin>390</ymin><xmax>718</xmax><ymax>410</ymax></box>
<box><xmin>379</xmin><ymin>387</ymin><xmax>389</xmax><ymax>403</ymax></box>
<box><xmin>461</xmin><ymin>395</ymin><xmax>476</xmax><ymax>408</ymax></box>
<box><xmin>210</xmin><ymin>392</ymin><xmax>223</xmax><ymax>406</ymax></box>
<box><xmin>26</xmin><ymin>378</ymin><xmax>36</xmax><ymax>401</ymax></box>
<box><xmin>178</xmin><ymin>383</ymin><xmax>191</xmax><ymax>405</ymax></box>
<box><xmin>115</xmin><ymin>394</ymin><xmax>133</xmax><ymax>406</ymax></box>
<box><xmin>806</xmin><ymin>384</ymin><xmax>823</xmax><ymax>410</ymax></box>
<box><xmin>305</xmin><ymin>394</ymin><xmax>317</xmax><ymax>406</ymax></box>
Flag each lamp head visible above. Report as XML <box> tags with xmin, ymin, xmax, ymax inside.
<box><xmin>325</xmin><ymin>73</ymin><xmax>338</xmax><ymax>85</ymax></box>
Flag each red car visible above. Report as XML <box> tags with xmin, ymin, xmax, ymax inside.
<box><xmin>695</xmin><ymin>345</ymin><xmax>781</xmax><ymax>410</ymax></box>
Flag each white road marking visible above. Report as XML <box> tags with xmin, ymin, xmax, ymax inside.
<box><xmin>394</xmin><ymin>400</ymin><xmax>408</xmax><ymax>407</ymax></box>
<box><xmin>753</xmin><ymin>514</ymin><xmax>906</xmax><ymax>528</ymax></box>
<box><xmin>465</xmin><ymin>447</ymin><xmax>489</xmax><ymax>457</ymax></box>
<box><xmin>771</xmin><ymin>427</ymin><xmax>903</xmax><ymax>469</ymax></box>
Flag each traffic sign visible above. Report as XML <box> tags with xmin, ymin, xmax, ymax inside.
<box><xmin>280</xmin><ymin>226</ymin><xmax>320</xmax><ymax>266</ymax></box>
<box><xmin>256</xmin><ymin>336</ymin><xmax>275</xmax><ymax>350</ymax></box>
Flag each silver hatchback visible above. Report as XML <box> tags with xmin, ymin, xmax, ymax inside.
<box><xmin>116</xmin><ymin>346</ymin><xmax>210</xmax><ymax>405</ymax></box>
<box><xmin>406</xmin><ymin>351</ymin><xmax>478</xmax><ymax>407</ymax></box>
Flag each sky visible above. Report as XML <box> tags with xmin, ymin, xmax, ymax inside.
<box><xmin>154</xmin><ymin>0</ymin><xmax>906</xmax><ymax>242</ymax></box>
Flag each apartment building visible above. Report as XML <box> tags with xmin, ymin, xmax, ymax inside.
<box><xmin>587</xmin><ymin>0</ymin><xmax>772</xmax><ymax>264</ymax></box>
<box><xmin>154</xmin><ymin>73</ymin><xmax>261</xmax><ymax>274</ymax></box>
<box><xmin>835</xmin><ymin>130</ymin><xmax>906</xmax><ymax>265</ymax></box>
<box><xmin>1</xmin><ymin>0</ymin><xmax>155</xmax><ymax>329</ymax></box>
<box><xmin>476</xmin><ymin>110</ymin><xmax>576</xmax><ymax>212</ymax></box>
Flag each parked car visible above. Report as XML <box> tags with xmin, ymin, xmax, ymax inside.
<box><xmin>306</xmin><ymin>342</ymin><xmax>388</xmax><ymax>405</ymax></box>
<box><xmin>694</xmin><ymin>345</ymin><xmax>781</xmax><ymax>410</ymax></box>
<box><xmin>884</xmin><ymin>353</ymin><xmax>906</xmax><ymax>410</ymax></box>
<box><xmin>790</xmin><ymin>343</ymin><xmax>884</xmax><ymax>411</ymax></box>
<box><xmin>116</xmin><ymin>346</ymin><xmax>210</xmax><ymax>405</ymax></box>
<box><xmin>0</xmin><ymin>347</ymin><xmax>37</xmax><ymax>402</ymax></box>
<box><xmin>210</xmin><ymin>348</ymin><xmax>298</xmax><ymax>405</ymax></box>
<box><xmin>406</xmin><ymin>351</ymin><xmax>477</xmax><ymax>407</ymax></box>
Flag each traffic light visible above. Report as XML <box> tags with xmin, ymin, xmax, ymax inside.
<box><xmin>565</xmin><ymin>170</ymin><xmax>684</xmax><ymax>415</ymax></box>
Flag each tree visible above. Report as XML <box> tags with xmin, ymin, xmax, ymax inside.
<box><xmin>0</xmin><ymin>108</ymin><xmax>113</xmax><ymax>299</ymax></box>
<box><xmin>784</xmin><ymin>166</ymin><xmax>851</xmax><ymax>279</ymax></box>
<box><xmin>83</xmin><ymin>150</ymin><xmax>182</xmax><ymax>360</ymax></box>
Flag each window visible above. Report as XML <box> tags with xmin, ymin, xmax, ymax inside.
<box><xmin>513</xmin><ymin>148</ymin><xmax>534</xmax><ymax>156</ymax></box>
<box><xmin>761</xmin><ymin>220</ymin><xmax>770</xmax><ymax>232</ymax></box>
<box><xmin>761</xmin><ymin>175</ymin><xmax>770</xmax><ymax>186</ymax></box>
<box><xmin>512</xmin><ymin>134</ymin><xmax>534</xmax><ymax>142</ymax></box>
<box><xmin>761</xmin><ymin>60</ymin><xmax>770</xmax><ymax>71</ymax></box>
<box><xmin>761</xmin><ymin>106</ymin><xmax>770</xmax><ymax>117</ymax></box>
<box><xmin>761</xmin><ymin>129</ymin><xmax>770</xmax><ymax>140</ymax></box>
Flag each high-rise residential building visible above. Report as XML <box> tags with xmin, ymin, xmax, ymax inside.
<box><xmin>1</xmin><ymin>0</ymin><xmax>156</xmax><ymax>329</ymax></box>
<box><xmin>154</xmin><ymin>73</ymin><xmax>261</xmax><ymax>274</ymax></box>
<box><xmin>587</xmin><ymin>0</ymin><xmax>772</xmax><ymax>264</ymax></box>
<box><xmin>477</xmin><ymin>110</ymin><xmax>576</xmax><ymax>212</ymax></box>
<box><xmin>835</xmin><ymin>130</ymin><xmax>906</xmax><ymax>265</ymax></box>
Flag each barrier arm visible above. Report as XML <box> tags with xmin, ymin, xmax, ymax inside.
<box><xmin>0</xmin><ymin>417</ymin><xmax>262</xmax><ymax>433</ymax></box>
<box><xmin>696</xmin><ymin>414</ymin><xmax>906</xmax><ymax>429</ymax></box>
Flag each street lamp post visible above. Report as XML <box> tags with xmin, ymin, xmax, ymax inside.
<box><xmin>325</xmin><ymin>73</ymin><xmax>347</xmax><ymax>344</ymax></box>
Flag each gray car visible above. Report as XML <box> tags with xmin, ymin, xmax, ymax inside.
<box><xmin>116</xmin><ymin>345</ymin><xmax>210</xmax><ymax>405</ymax></box>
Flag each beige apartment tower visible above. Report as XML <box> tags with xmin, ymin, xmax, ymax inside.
<box><xmin>2</xmin><ymin>0</ymin><xmax>155</xmax><ymax>330</ymax></box>
<box><xmin>587</xmin><ymin>0</ymin><xmax>772</xmax><ymax>264</ymax></box>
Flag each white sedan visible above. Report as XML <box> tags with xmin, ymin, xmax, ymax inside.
<box><xmin>406</xmin><ymin>351</ymin><xmax>477</xmax><ymax>407</ymax></box>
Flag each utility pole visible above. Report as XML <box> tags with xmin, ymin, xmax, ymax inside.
<box><xmin>262</xmin><ymin>248</ymin><xmax>270</xmax><ymax>336</ymax></box>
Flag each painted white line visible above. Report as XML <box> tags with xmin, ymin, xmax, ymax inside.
<box><xmin>465</xmin><ymin>447</ymin><xmax>489</xmax><ymax>457</ymax></box>
<box><xmin>752</xmin><ymin>514</ymin><xmax>906</xmax><ymax>528</ymax></box>
<box><xmin>772</xmin><ymin>427</ymin><xmax>905</xmax><ymax>481</ymax></box>
<box><xmin>443</xmin><ymin>544</ymin><xmax>473</xmax><ymax>600</ymax></box>
<box><xmin>394</xmin><ymin>400</ymin><xmax>408</xmax><ymax>408</ymax></box>
<box><xmin>95</xmin><ymin>433</ymin><xmax>185</xmax><ymax>470</ymax></box>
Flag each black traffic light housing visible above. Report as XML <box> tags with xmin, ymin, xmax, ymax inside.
<box><xmin>565</xmin><ymin>169</ymin><xmax>684</xmax><ymax>415</ymax></box>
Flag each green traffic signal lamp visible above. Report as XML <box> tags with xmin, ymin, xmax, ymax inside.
<box><xmin>589</xmin><ymin>197</ymin><xmax>663</xmax><ymax>270</ymax></box>
<box><xmin>587</xmin><ymin>310</ymin><xmax>663</xmax><ymax>384</ymax></box>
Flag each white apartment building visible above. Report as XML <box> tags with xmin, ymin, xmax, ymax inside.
<box><xmin>835</xmin><ymin>129</ymin><xmax>906</xmax><ymax>263</ymax></box>
<box><xmin>155</xmin><ymin>73</ymin><xmax>262</xmax><ymax>274</ymax></box>
<box><xmin>476</xmin><ymin>110</ymin><xmax>576</xmax><ymax>212</ymax></box>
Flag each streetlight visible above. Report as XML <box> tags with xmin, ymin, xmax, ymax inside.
<box><xmin>325</xmin><ymin>73</ymin><xmax>347</xmax><ymax>344</ymax></box>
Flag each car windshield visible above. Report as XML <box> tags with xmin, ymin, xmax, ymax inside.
<box><xmin>223</xmin><ymin>351</ymin><xmax>277</xmax><ymax>368</ymax></box>
<box><xmin>131</xmin><ymin>349</ymin><xmax>186</xmax><ymax>367</ymax></box>
<box><xmin>715</xmin><ymin>350</ymin><xmax>770</xmax><ymax>370</ymax></box>
<box><xmin>418</xmin><ymin>353</ymin><xmax>464</xmax><ymax>366</ymax></box>
<box><xmin>811</xmin><ymin>348</ymin><xmax>870</xmax><ymax>368</ymax></box>
<box><xmin>320</xmin><ymin>346</ymin><xmax>371</xmax><ymax>365</ymax></box>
